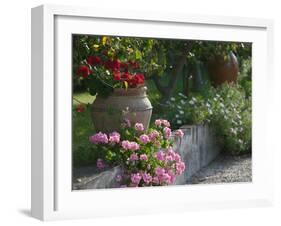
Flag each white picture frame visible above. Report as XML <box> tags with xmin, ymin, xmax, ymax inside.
<box><xmin>31</xmin><ymin>4</ymin><xmax>274</xmax><ymax>221</ymax></box>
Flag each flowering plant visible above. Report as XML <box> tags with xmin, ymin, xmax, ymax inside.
<box><xmin>89</xmin><ymin>119</ymin><xmax>185</xmax><ymax>187</ymax></box>
<box><xmin>164</xmin><ymin>83</ymin><xmax>251</xmax><ymax>154</ymax></box>
<box><xmin>75</xmin><ymin>36</ymin><xmax>145</xmax><ymax>98</ymax></box>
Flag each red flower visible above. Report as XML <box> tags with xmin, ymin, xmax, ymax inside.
<box><xmin>128</xmin><ymin>60</ymin><xmax>139</xmax><ymax>69</ymax></box>
<box><xmin>104</xmin><ymin>59</ymin><xmax>121</xmax><ymax>71</ymax></box>
<box><xmin>129</xmin><ymin>73</ymin><xmax>145</xmax><ymax>87</ymax></box>
<box><xmin>122</xmin><ymin>72</ymin><xmax>131</xmax><ymax>80</ymax></box>
<box><xmin>120</xmin><ymin>62</ymin><xmax>129</xmax><ymax>70</ymax></box>
<box><xmin>86</xmin><ymin>56</ymin><xmax>101</xmax><ymax>66</ymax></box>
<box><xmin>134</xmin><ymin>73</ymin><xmax>145</xmax><ymax>84</ymax></box>
<box><xmin>76</xmin><ymin>104</ymin><xmax>85</xmax><ymax>113</ymax></box>
<box><xmin>113</xmin><ymin>71</ymin><xmax>121</xmax><ymax>81</ymax></box>
<box><xmin>77</xmin><ymin>65</ymin><xmax>91</xmax><ymax>78</ymax></box>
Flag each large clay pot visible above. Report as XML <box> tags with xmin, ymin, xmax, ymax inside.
<box><xmin>91</xmin><ymin>86</ymin><xmax>152</xmax><ymax>133</ymax></box>
<box><xmin>207</xmin><ymin>51</ymin><xmax>239</xmax><ymax>87</ymax></box>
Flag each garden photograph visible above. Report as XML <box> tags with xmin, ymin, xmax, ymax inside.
<box><xmin>71</xmin><ymin>35</ymin><xmax>252</xmax><ymax>190</ymax></box>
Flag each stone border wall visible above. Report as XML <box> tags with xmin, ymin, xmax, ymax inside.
<box><xmin>174</xmin><ymin>124</ymin><xmax>221</xmax><ymax>184</ymax></box>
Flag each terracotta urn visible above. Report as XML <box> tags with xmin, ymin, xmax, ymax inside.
<box><xmin>91</xmin><ymin>86</ymin><xmax>152</xmax><ymax>133</ymax></box>
<box><xmin>207</xmin><ymin>51</ymin><xmax>239</xmax><ymax>87</ymax></box>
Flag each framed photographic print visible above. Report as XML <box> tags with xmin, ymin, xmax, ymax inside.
<box><xmin>31</xmin><ymin>4</ymin><xmax>274</xmax><ymax>221</ymax></box>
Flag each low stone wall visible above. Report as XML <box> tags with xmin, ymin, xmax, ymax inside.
<box><xmin>173</xmin><ymin>124</ymin><xmax>221</xmax><ymax>184</ymax></box>
<box><xmin>73</xmin><ymin>124</ymin><xmax>221</xmax><ymax>190</ymax></box>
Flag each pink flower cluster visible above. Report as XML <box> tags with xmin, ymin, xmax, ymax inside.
<box><xmin>129</xmin><ymin>153</ymin><xmax>138</xmax><ymax>161</ymax></box>
<box><xmin>89</xmin><ymin>119</ymin><xmax>186</xmax><ymax>188</ymax></box>
<box><xmin>148</xmin><ymin>130</ymin><xmax>160</xmax><ymax>141</ymax></box>
<box><xmin>89</xmin><ymin>132</ymin><xmax>108</xmax><ymax>144</ymax></box>
<box><xmin>125</xmin><ymin>147</ymin><xmax>185</xmax><ymax>187</ymax></box>
<box><xmin>139</xmin><ymin>154</ymin><xmax>148</xmax><ymax>161</ymax></box>
<box><xmin>163</xmin><ymin>127</ymin><xmax>172</xmax><ymax>139</ymax></box>
<box><xmin>130</xmin><ymin>173</ymin><xmax>142</xmax><ymax>185</ymax></box>
<box><xmin>109</xmin><ymin>131</ymin><xmax>120</xmax><ymax>144</ymax></box>
<box><xmin>121</xmin><ymin>140</ymin><xmax>140</xmax><ymax>151</ymax></box>
<box><xmin>153</xmin><ymin>147</ymin><xmax>185</xmax><ymax>184</ymax></box>
<box><xmin>174</xmin><ymin>129</ymin><xmax>184</xmax><ymax>138</ymax></box>
<box><xmin>134</xmin><ymin>123</ymin><xmax>144</xmax><ymax>131</ymax></box>
<box><xmin>139</xmin><ymin>134</ymin><xmax>150</xmax><ymax>144</ymax></box>
<box><xmin>155</xmin><ymin>119</ymin><xmax>171</xmax><ymax>127</ymax></box>
<box><xmin>129</xmin><ymin>172</ymin><xmax>152</xmax><ymax>186</ymax></box>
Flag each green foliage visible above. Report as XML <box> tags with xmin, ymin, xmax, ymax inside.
<box><xmin>238</xmin><ymin>59</ymin><xmax>252</xmax><ymax>97</ymax></box>
<box><xmin>189</xmin><ymin>41</ymin><xmax>251</xmax><ymax>63</ymax></box>
<box><xmin>72</xmin><ymin>100</ymin><xmax>96</xmax><ymax>167</ymax></box>
<box><xmin>163</xmin><ymin>83</ymin><xmax>252</xmax><ymax>155</ymax></box>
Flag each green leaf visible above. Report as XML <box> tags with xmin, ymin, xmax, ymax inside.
<box><xmin>135</xmin><ymin>49</ymin><xmax>142</xmax><ymax>60</ymax></box>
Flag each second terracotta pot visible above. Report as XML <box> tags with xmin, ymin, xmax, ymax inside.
<box><xmin>207</xmin><ymin>51</ymin><xmax>239</xmax><ymax>87</ymax></box>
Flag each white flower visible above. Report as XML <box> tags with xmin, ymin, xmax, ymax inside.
<box><xmin>170</xmin><ymin>97</ymin><xmax>176</xmax><ymax>101</ymax></box>
<box><xmin>206</xmin><ymin>103</ymin><xmax>211</xmax><ymax>108</ymax></box>
<box><xmin>219</xmin><ymin>103</ymin><xmax>225</xmax><ymax>108</ymax></box>
<box><xmin>177</xmin><ymin>120</ymin><xmax>182</xmax><ymax>124</ymax></box>
<box><xmin>106</xmin><ymin>70</ymin><xmax>110</xmax><ymax>75</ymax></box>
<box><xmin>178</xmin><ymin>94</ymin><xmax>187</xmax><ymax>99</ymax></box>
<box><xmin>213</xmin><ymin>97</ymin><xmax>217</xmax><ymax>101</ymax></box>
<box><xmin>177</xmin><ymin>105</ymin><xmax>182</xmax><ymax>109</ymax></box>
<box><xmin>179</xmin><ymin>110</ymin><xmax>184</xmax><ymax>115</ymax></box>
<box><xmin>208</xmin><ymin>109</ymin><xmax>213</xmax><ymax>115</ymax></box>
<box><xmin>189</xmin><ymin>100</ymin><xmax>194</xmax><ymax>105</ymax></box>
<box><xmin>175</xmin><ymin>114</ymin><xmax>180</xmax><ymax>118</ymax></box>
<box><xmin>180</xmin><ymin>100</ymin><xmax>186</xmax><ymax>105</ymax></box>
<box><xmin>238</xmin><ymin>139</ymin><xmax>243</xmax><ymax>144</ymax></box>
<box><xmin>192</xmin><ymin>97</ymin><xmax>197</xmax><ymax>102</ymax></box>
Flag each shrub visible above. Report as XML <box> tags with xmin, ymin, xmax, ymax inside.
<box><xmin>164</xmin><ymin>83</ymin><xmax>251</xmax><ymax>154</ymax></box>
<box><xmin>89</xmin><ymin>119</ymin><xmax>185</xmax><ymax>187</ymax></box>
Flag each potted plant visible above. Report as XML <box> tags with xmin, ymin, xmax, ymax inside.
<box><xmin>188</xmin><ymin>41</ymin><xmax>240</xmax><ymax>87</ymax></box>
<box><xmin>75</xmin><ymin>37</ymin><xmax>152</xmax><ymax>133</ymax></box>
<box><xmin>207</xmin><ymin>51</ymin><xmax>239</xmax><ymax>87</ymax></box>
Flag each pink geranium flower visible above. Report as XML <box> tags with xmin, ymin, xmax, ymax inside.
<box><xmin>163</xmin><ymin>127</ymin><xmax>171</xmax><ymax>139</ymax></box>
<box><xmin>129</xmin><ymin>153</ymin><xmax>139</xmax><ymax>161</ymax></box>
<box><xmin>155</xmin><ymin>166</ymin><xmax>165</xmax><ymax>176</ymax></box>
<box><xmin>135</xmin><ymin>123</ymin><xmax>144</xmax><ymax>131</ymax></box>
<box><xmin>109</xmin><ymin>131</ymin><xmax>120</xmax><ymax>144</ymax></box>
<box><xmin>174</xmin><ymin>129</ymin><xmax>184</xmax><ymax>138</ymax></box>
<box><xmin>148</xmin><ymin>130</ymin><xmax>160</xmax><ymax>141</ymax></box>
<box><xmin>142</xmin><ymin>173</ymin><xmax>152</xmax><ymax>184</ymax></box>
<box><xmin>139</xmin><ymin>134</ymin><xmax>150</xmax><ymax>144</ymax></box>
<box><xmin>161</xmin><ymin>119</ymin><xmax>170</xmax><ymax>127</ymax></box>
<box><xmin>89</xmin><ymin>132</ymin><xmax>108</xmax><ymax>144</ymax></box>
<box><xmin>131</xmin><ymin>173</ymin><xmax>142</xmax><ymax>185</ymax></box>
<box><xmin>155</xmin><ymin>119</ymin><xmax>162</xmax><ymax>126</ymax></box>
<box><xmin>140</xmin><ymin>154</ymin><xmax>148</xmax><ymax>161</ymax></box>
<box><xmin>156</xmin><ymin>150</ymin><xmax>165</xmax><ymax>161</ymax></box>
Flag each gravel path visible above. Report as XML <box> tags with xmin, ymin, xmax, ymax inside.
<box><xmin>188</xmin><ymin>154</ymin><xmax>252</xmax><ymax>184</ymax></box>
